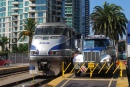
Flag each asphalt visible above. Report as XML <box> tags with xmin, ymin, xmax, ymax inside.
<box><xmin>43</xmin><ymin>64</ymin><xmax>129</xmax><ymax>87</ymax></box>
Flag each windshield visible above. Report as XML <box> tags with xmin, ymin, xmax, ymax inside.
<box><xmin>83</xmin><ymin>39</ymin><xmax>109</xmax><ymax>49</ymax></box>
<box><xmin>35</xmin><ymin>27</ymin><xmax>65</xmax><ymax>35</ymax></box>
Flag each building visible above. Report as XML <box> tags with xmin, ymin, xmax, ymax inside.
<box><xmin>0</xmin><ymin>0</ymin><xmax>63</xmax><ymax>51</ymax></box>
<box><xmin>64</xmin><ymin>0</ymin><xmax>73</xmax><ymax>28</ymax></box>
<box><xmin>80</xmin><ymin>0</ymin><xmax>90</xmax><ymax>37</ymax></box>
<box><xmin>64</xmin><ymin>0</ymin><xmax>90</xmax><ymax>36</ymax></box>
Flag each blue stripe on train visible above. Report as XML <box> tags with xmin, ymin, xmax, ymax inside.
<box><xmin>49</xmin><ymin>37</ymin><xmax>76</xmax><ymax>50</ymax></box>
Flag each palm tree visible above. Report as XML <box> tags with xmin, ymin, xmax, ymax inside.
<box><xmin>0</xmin><ymin>37</ymin><xmax>9</xmax><ymax>52</ymax></box>
<box><xmin>90</xmin><ymin>2</ymin><xmax>128</xmax><ymax>43</ymax></box>
<box><xmin>18</xmin><ymin>18</ymin><xmax>38</xmax><ymax>57</ymax></box>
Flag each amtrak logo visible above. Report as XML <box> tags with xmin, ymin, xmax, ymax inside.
<box><xmin>39</xmin><ymin>42</ymin><xmax>50</xmax><ymax>44</ymax></box>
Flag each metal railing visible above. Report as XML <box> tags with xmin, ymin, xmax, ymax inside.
<box><xmin>62</xmin><ymin>60</ymin><xmax>125</xmax><ymax>78</ymax></box>
<box><xmin>9</xmin><ymin>53</ymin><xmax>29</xmax><ymax>64</ymax></box>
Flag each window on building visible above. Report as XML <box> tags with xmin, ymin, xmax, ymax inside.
<box><xmin>18</xmin><ymin>9</ymin><xmax>23</xmax><ymax>14</ymax></box>
<box><xmin>38</xmin><ymin>18</ymin><xmax>43</xmax><ymax>23</ymax></box>
<box><xmin>3</xmin><ymin>23</ymin><xmax>5</xmax><ymax>27</ymax></box>
<box><xmin>24</xmin><ymin>13</ymin><xmax>28</xmax><ymax>18</ymax></box>
<box><xmin>20</xmin><ymin>15</ymin><xmax>23</xmax><ymax>19</ymax></box>
<box><xmin>9</xmin><ymin>28</ymin><xmax>11</xmax><ymax>32</ymax></box>
<box><xmin>9</xmin><ymin>23</ymin><xmax>11</xmax><ymax>27</ymax></box>
<box><xmin>9</xmin><ymin>33</ymin><xmax>11</xmax><ymax>37</ymax></box>
<box><xmin>8</xmin><ymin>12</ymin><xmax>12</xmax><ymax>16</ymax></box>
<box><xmin>3</xmin><ymin>33</ymin><xmax>5</xmax><ymax>37</ymax></box>
<box><xmin>20</xmin><ymin>26</ymin><xmax>23</xmax><ymax>30</ymax></box>
<box><xmin>36</xmin><ymin>0</ymin><xmax>46</xmax><ymax>4</ymax></box>
<box><xmin>25</xmin><ymin>1</ymin><xmax>28</xmax><ymax>6</ymax></box>
<box><xmin>2</xmin><ymin>2</ymin><xmax>6</xmax><ymax>6</ymax></box>
<box><xmin>25</xmin><ymin>7</ymin><xmax>28</xmax><ymax>12</ymax></box>
<box><xmin>8</xmin><ymin>1</ymin><xmax>12</xmax><ymax>5</ymax></box>
<box><xmin>18</xmin><ymin>0</ymin><xmax>23</xmax><ymax>2</ymax></box>
<box><xmin>36</xmin><ymin>6</ymin><xmax>46</xmax><ymax>10</ymax></box>
<box><xmin>19</xmin><ymin>3</ymin><xmax>23</xmax><ymax>8</ymax></box>
<box><xmin>20</xmin><ymin>20</ymin><xmax>23</xmax><ymax>25</ymax></box>
<box><xmin>3</xmin><ymin>18</ymin><xmax>5</xmax><ymax>22</ymax></box>
<box><xmin>2</xmin><ymin>12</ymin><xmax>5</xmax><ymax>17</ymax></box>
<box><xmin>38</xmin><ymin>12</ymin><xmax>43</xmax><ymax>17</ymax></box>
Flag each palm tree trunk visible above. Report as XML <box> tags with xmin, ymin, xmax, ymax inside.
<box><xmin>28</xmin><ymin>38</ymin><xmax>31</xmax><ymax>58</ymax></box>
<box><xmin>2</xmin><ymin>45</ymin><xmax>4</xmax><ymax>52</ymax></box>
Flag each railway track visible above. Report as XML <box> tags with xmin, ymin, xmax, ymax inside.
<box><xmin>0</xmin><ymin>70</ymin><xmax>59</xmax><ymax>87</ymax></box>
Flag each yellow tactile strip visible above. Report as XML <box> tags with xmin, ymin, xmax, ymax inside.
<box><xmin>43</xmin><ymin>73</ymin><xmax>72</xmax><ymax>87</ymax></box>
<box><xmin>116</xmin><ymin>64</ymin><xmax>129</xmax><ymax>87</ymax></box>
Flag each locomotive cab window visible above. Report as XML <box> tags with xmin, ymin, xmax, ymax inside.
<box><xmin>64</xmin><ymin>28</ymin><xmax>70</xmax><ymax>38</ymax></box>
<box><xmin>35</xmin><ymin>27</ymin><xmax>65</xmax><ymax>35</ymax></box>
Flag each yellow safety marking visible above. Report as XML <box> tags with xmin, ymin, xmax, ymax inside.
<box><xmin>77</xmin><ymin>63</ymin><xmax>85</xmax><ymax>73</ymax></box>
<box><xmin>90</xmin><ymin>70</ymin><xmax>92</xmax><ymax>78</ymax></box>
<box><xmin>61</xmin><ymin>75</ymin><xmax>75</xmax><ymax>87</ymax></box>
<box><xmin>90</xmin><ymin>68</ymin><xmax>93</xmax><ymax>78</ymax></box>
<box><xmin>88</xmin><ymin>62</ymin><xmax>95</xmax><ymax>78</ymax></box>
<box><xmin>70</xmin><ymin>63</ymin><xmax>78</xmax><ymax>73</ymax></box>
<box><xmin>84</xmin><ymin>67</ymin><xmax>89</xmax><ymax>72</ymax></box>
<box><xmin>0</xmin><ymin>66</ymin><xmax>29</xmax><ymax>70</ymax></box>
<box><xmin>92</xmin><ymin>63</ymin><xmax>99</xmax><ymax>72</ymax></box>
<box><xmin>64</xmin><ymin>62</ymin><xmax>71</xmax><ymax>72</ymax></box>
<box><xmin>113</xmin><ymin>65</ymin><xmax>119</xmax><ymax>74</ymax></box>
<box><xmin>105</xmin><ymin>63</ymin><xmax>113</xmax><ymax>74</ymax></box>
<box><xmin>119</xmin><ymin>61</ymin><xmax>122</xmax><ymax>78</ymax></box>
<box><xmin>62</xmin><ymin>62</ymin><xmax>64</xmax><ymax>77</ymax></box>
<box><xmin>32</xmin><ymin>71</ymin><xmax>35</xmax><ymax>83</ymax></box>
<box><xmin>64</xmin><ymin>78</ymin><xmax>117</xmax><ymax>81</ymax></box>
<box><xmin>98</xmin><ymin>63</ymin><xmax>106</xmax><ymax>74</ymax></box>
<box><xmin>88</xmin><ymin>62</ymin><xmax>94</xmax><ymax>68</ymax></box>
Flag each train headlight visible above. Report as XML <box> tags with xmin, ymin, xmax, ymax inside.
<box><xmin>30</xmin><ymin>51</ymin><xmax>34</xmax><ymax>55</ymax></box>
<box><xmin>49</xmin><ymin>51</ymin><xmax>59</xmax><ymax>55</ymax></box>
<box><xmin>30</xmin><ymin>50</ymin><xmax>39</xmax><ymax>55</ymax></box>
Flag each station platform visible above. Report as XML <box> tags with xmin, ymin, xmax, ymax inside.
<box><xmin>43</xmin><ymin>64</ymin><xmax>129</xmax><ymax>87</ymax></box>
<box><xmin>0</xmin><ymin>63</ymin><xmax>29</xmax><ymax>75</ymax></box>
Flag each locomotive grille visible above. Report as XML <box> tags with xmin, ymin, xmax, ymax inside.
<box><xmin>84</xmin><ymin>52</ymin><xmax>100</xmax><ymax>62</ymax></box>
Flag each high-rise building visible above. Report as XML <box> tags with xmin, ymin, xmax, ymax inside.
<box><xmin>0</xmin><ymin>0</ymin><xmax>63</xmax><ymax>51</ymax></box>
<box><xmin>80</xmin><ymin>0</ymin><xmax>90</xmax><ymax>37</ymax></box>
<box><xmin>64</xmin><ymin>0</ymin><xmax>73</xmax><ymax>28</ymax></box>
<box><xmin>64</xmin><ymin>0</ymin><xmax>90</xmax><ymax>36</ymax></box>
<box><xmin>72</xmin><ymin>0</ymin><xmax>80</xmax><ymax>32</ymax></box>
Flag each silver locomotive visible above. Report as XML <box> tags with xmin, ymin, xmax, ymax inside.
<box><xmin>29</xmin><ymin>22</ymin><xmax>81</xmax><ymax>76</ymax></box>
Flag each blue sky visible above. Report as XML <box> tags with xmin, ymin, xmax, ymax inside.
<box><xmin>90</xmin><ymin>0</ymin><xmax>130</xmax><ymax>38</ymax></box>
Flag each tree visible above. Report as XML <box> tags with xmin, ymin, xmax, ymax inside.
<box><xmin>17</xmin><ymin>44</ymin><xmax>28</xmax><ymax>53</ymax></box>
<box><xmin>0</xmin><ymin>37</ymin><xmax>9</xmax><ymax>52</ymax></box>
<box><xmin>18</xmin><ymin>18</ymin><xmax>38</xmax><ymax>57</ymax></box>
<box><xmin>90</xmin><ymin>2</ymin><xmax>128</xmax><ymax>43</ymax></box>
<box><xmin>12</xmin><ymin>45</ymin><xmax>18</xmax><ymax>53</ymax></box>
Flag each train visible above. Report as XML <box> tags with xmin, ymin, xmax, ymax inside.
<box><xmin>29</xmin><ymin>22</ymin><xmax>81</xmax><ymax>76</ymax></box>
